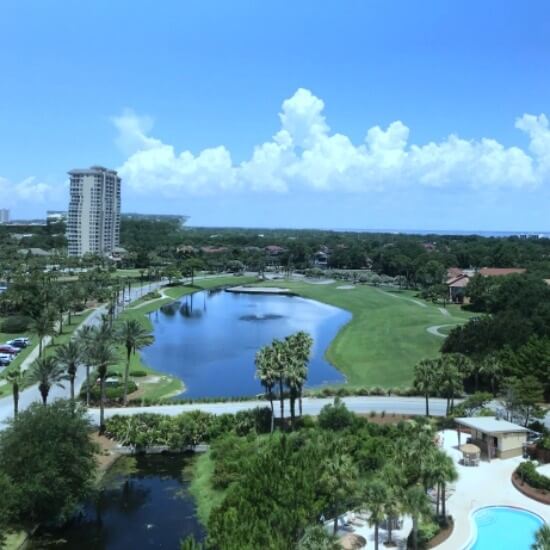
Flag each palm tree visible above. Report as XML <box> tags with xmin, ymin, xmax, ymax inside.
<box><xmin>432</xmin><ymin>451</ymin><xmax>458</xmax><ymax>520</ymax></box>
<box><xmin>77</xmin><ymin>324</ymin><xmax>96</xmax><ymax>406</ymax></box>
<box><xmin>255</xmin><ymin>346</ymin><xmax>277</xmax><ymax>433</ymax></box>
<box><xmin>290</xmin><ymin>331</ymin><xmax>312</xmax><ymax>416</ymax></box>
<box><xmin>364</xmin><ymin>479</ymin><xmax>388</xmax><ymax>550</ymax></box>
<box><xmin>55</xmin><ymin>340</ymin><xmax>83</xmax><ymax>404</ymax></box>
<box><xmin>402</xmin><ymin>485</ymin><xmax>431</xmax><ymax>550</ymax></box>
<box><xmin>414</xmin><ymin>359</ymin><xmax>437</xmax><ymax>416</ymax></box>
<box><xmin>27</xmin><ymin>356</ymin><xmax>67</xmax><ymax>405</ymax></box>
<box><xmin>437</xmin><ymin>355</ymin><xmax>465</xmax><ymax>415</ymax></box>
<box><xmin>320</xmin><ymin>453</ymin><xmax>358</xmax><ymax>535</ymax></box>
<box><xmin>272</xmin><ymin>339</ymin><xmax>288</xmax><ymax>425</ymax></box>
<box><xmin>478</xmin><ymin>353</ymin><xmax>502</xmax><ymax>395</ymax></box>
<box><xmin>32</xmin><ymin>310</ymin><xmax>55</xmax><ymax>356</ymax></box>
<box><xmin>52</xmin><ymin>286</ymin><xmax>70</xmax><ymax>335</ymax></box>
<box><xmin>116</xmin><ymin>319</ymin><xmax>153</xmax><ymax>405</ymax></box>
<box><xmin>531</xmin><ymin>524</ymin><xmax>550</xmax><ymax>550</ymax></box>
<box><xmin>6</xmin><ymin>365</ymin><xmax>25</xmax><ymax>417</ymax></box>
<box><xmin>90</xmin><ymin>338</ymin><xmax>117</xmax><ymax>433</ymax></box>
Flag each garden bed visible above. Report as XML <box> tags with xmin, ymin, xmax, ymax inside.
<box><xmin>512</xmin><ymin>472</ymin><xmax>550</xmax><ymax>505</ymax></box>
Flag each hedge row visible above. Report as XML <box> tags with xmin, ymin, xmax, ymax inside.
<box><xmin>516</xmin><ymin>461</ymin><xmax>550</xmax><ymax>491</ymax></box>
<box><xmin>104</xmin><ymin>407</ymin><xmax>272</xmax><ymax>450</ymax></box>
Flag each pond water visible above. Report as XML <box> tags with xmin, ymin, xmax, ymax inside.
<box><xmin>30</xmin><ymin>454</ymin><xmax>205</xmax><ymax>549</ymax></box>
<box><xmin>142</xmin><ymin>289</ymin><xmax>351</xmax><ymax>398</ymax></box>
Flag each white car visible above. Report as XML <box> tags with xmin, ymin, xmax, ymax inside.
<box><xmin>0</xmin><ymin>353</ymin><xmax>13</xmax><ymax>365</ymax></box>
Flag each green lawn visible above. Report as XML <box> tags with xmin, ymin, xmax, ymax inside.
<box><xmin>258</xmin><ymin>281</ymin><xmax>472</xmax><ymax>388</ymax></box>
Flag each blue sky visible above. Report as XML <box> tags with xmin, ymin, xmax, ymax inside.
<box><xmin>1</xmin><ymin>0</ymin><xmax>549</xmax><ymax>231</ymax></box>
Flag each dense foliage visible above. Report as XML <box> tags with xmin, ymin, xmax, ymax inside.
<box><xmin>442</xmin><ymin>275</ymin><xmax>550</xmax><ymax>401</ymax></box>
<box><xmin>0</xmin><ymin>401</ymin><xmax>98</xmax><ymax>527</ymax></box>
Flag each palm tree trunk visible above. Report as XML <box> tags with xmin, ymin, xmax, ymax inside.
<box><xmin>299</xmin><ymin>387</ymin><xmax>303</xmax><ymax>417</ymax></box>
<box><xmin>70</xmin><ymin>374</ymin><xmax>75</xmax><ymax>403</ymax></box>
<box><xmin>40</xmin><ymin>384</ymin><xmax>48</xmax><ymax>405</ymax></box>
<box><xmin>268</xmin><ymin>393</ymin><xmax>275</xmax><ymax>434</ymax></box>
<box><xmin>278</xmin><ymin>378</ymin><xmax>284</xmax><ymax>428</ymax></box>
<box><xmin>333</xmin><ymin>515</ymin><xmax>338</xmax><ymax>535</ymax></box>
<box><xmin>86</xmin><ymin>365</ymin><xmax>91</xmax><ymax>406</ymax></box>
<box><xmin>39</xmin><ymin>337</ymin><xmax>43</xmax><ymax>357</ymax></box>
<box><xmin>99</xmin><ymin>377</ymin><xmax>106</xmax><ymax>433</ymax></box>
<box><xmin>425</xmin><ymin>393</ymin><xmax>430</xmax><ymax>416</ymax></box>
<box><xmin>412</xmin><ymin>517</ymin><xmax>418</xmax><ymax>550</ymax></box>
<box><xmin>441</xmin><ymin>483</ymin><xmax>446</xmax><ymax>519</ymax></box>
<box><xmin>374</xmin><ymin>523</ymin><xmax>379</xmax><ymax>550</ymax></box>
<box><xmin>13</xmin><ymin>385</ymin><xmax>19</xmax><ymax>417</ymax></box>
<box><xmin>123</xmin><ymin>348</ymin><xmax>131</xmax><ymax>405</ymax></box>
<box><xmin>289</xmin><ymin>390</ymin><xmax>296</xmax><ymax>429</ymax></box>
<box><xmin>436</xmin><ymin>483</ymin><xmax>440</xmax><ymax>517</ymax></box>
<box><xmin>387</xmin><ymin>517</ymin><xmax>393</xmax><ymax>544</ymax></box>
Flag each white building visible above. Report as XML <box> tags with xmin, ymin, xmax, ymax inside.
<box><xmin>0</xmin><ymin>209</ymin><xmax>10</xmax><ymax>224</ymax></box>
<box><xmin>67</xmin><ymin>166</ymin><xmax>121</xmax><ymax>257</ymax></box>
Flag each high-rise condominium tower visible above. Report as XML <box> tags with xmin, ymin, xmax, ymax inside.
<box><xmin>67</xmin><ymin>166</ymin><xmax>121</xmax><ymax>257</ymax></box>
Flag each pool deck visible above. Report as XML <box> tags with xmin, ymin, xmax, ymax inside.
<box><xmin>435</xmin><ymin>429</ymin><xmax>550</xmax><ymax>549</ymax></box>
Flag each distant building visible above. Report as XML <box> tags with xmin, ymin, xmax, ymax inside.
<box><xmin>0</xmin><ymin>209</ymin><xmax>10</xmax><ymax>224</ymax></box>
<box><xmin>446</xmin><ymin>267</ymin><xmax>527</xmax><ymax>303</ymax></box>
<box><xmin>67</xmin><ymin>166</ymin><xmax>121</xmax><ymax>257</ymax></box>
<box><xmin>46</xmin><ymin>210</ymin><xmax>67</xmax><ymax>224</ymax></box>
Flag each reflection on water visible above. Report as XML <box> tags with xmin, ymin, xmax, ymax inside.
<box><xmin>30</xmin><ymin>454</ymin><xmax>205</xmax><ymax>549</ymax></box>
<box><xmin>141</xmin><ymin>290</ymin><xmax>351</xmax><ymax>398</ymax></box>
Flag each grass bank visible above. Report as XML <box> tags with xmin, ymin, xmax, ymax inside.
<box><xmin>189</xmin><ymin>450</ymin><xmax>225</xmax><ymax>526</ymax></box>
<box><xmin>258</xmin><ymin>280</ymin><xmax>472</xmax><ymax>388</ymax></box>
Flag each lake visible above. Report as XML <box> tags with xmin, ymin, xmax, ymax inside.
<box><xmin>30</xmin><ymin>454</ymin><xmax>205</xmax><ymax>549</ymax></box>
<box><xmin>141</xmin><ymin>289</ymin><xmax>351</xmax><ymax>398</ymax></box>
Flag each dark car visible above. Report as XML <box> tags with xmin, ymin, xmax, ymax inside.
<box><xmin>7</xmin><ymin>338</ymin><xmax>29</xmax><ymax>349</ymax></box>
<box><xmin>0</xmin><ymin>345</ymin><xmax>19</xmax><ymax>355</ymax></box>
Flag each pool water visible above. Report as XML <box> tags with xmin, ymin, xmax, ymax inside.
<box><xmin>469</xmin><ymin>506</ymin><xmax>544</xmax><ymax>550</ymax></box>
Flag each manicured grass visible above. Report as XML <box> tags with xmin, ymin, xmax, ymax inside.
<box><xmin>189</xmin><ymin>451</ymin><xmax>225</xmax><ymax>526</ymax></box>
<box><xmin>258</xmin><ymin>281</ymin><xmax>472</xmax><ymax>388</ymax></box>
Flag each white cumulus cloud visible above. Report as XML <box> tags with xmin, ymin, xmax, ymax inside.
<box><xmin>0</xmin><ymin>176</ymin><xmax>58</xmax><ymax>208</ymax></box>
<box><xmin>114</xmin><ymin>88</ymin><xmax>550</xmax><ymax>196</ymax></box>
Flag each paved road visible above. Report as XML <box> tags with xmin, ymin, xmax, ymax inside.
<box><xmin>88</xmin><ymin>396</ymin><xmax>450</xmax><ymax>423</ymax></box>
<box><xmin>0</xmin><ymin>280</ymin><xmax>165</xmax><ymax>425</ymax></box>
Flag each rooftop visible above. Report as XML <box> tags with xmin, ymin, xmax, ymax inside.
<box><xmin>455</xmin><ymin>416</ymin><xmax>529</xmax><ymax>434</ymax></box>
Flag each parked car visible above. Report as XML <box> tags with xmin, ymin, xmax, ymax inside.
<box><xmin>0</xmin><ymin>345</ymin><xmax>20</xmax><ymax>355</ymax></box>
<box><xmin>7</xmin><ymin>338</ymin><xmax>29</xmax><ymax>348</ymax></box>
<box><xmin>0</xmin><ymin>354</ymin><xmax>13</xmax><ymax>366</ymax></box>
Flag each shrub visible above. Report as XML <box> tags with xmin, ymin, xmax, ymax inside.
<box><xmin>131</xmin><ymin>369</ymin><xmax>148</xmax><ymax>377</ymax></box>
<box><xmin>83</xmin><ymin>380</ymin><xmax>138</xmax><ymax>403</ymax></box>
<box><xmin>1</xmin><ymin>315</ymin><xmax>32</xmax><ymax>333</ymax></box>
<box><xmin>516</xmin><ymin>461</ymin><xmax>550</xmax><ymax>491</ymax></box>
<box><xmin>318</xmin><ymin>398</ymin><xmax>355</xmax><ymax>431</ymax></box>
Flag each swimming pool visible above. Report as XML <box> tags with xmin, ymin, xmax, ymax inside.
<box><xmin>468</xmin><ymin>506</ymin><xmax>545</xmax><ymax>550</ymax></box>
